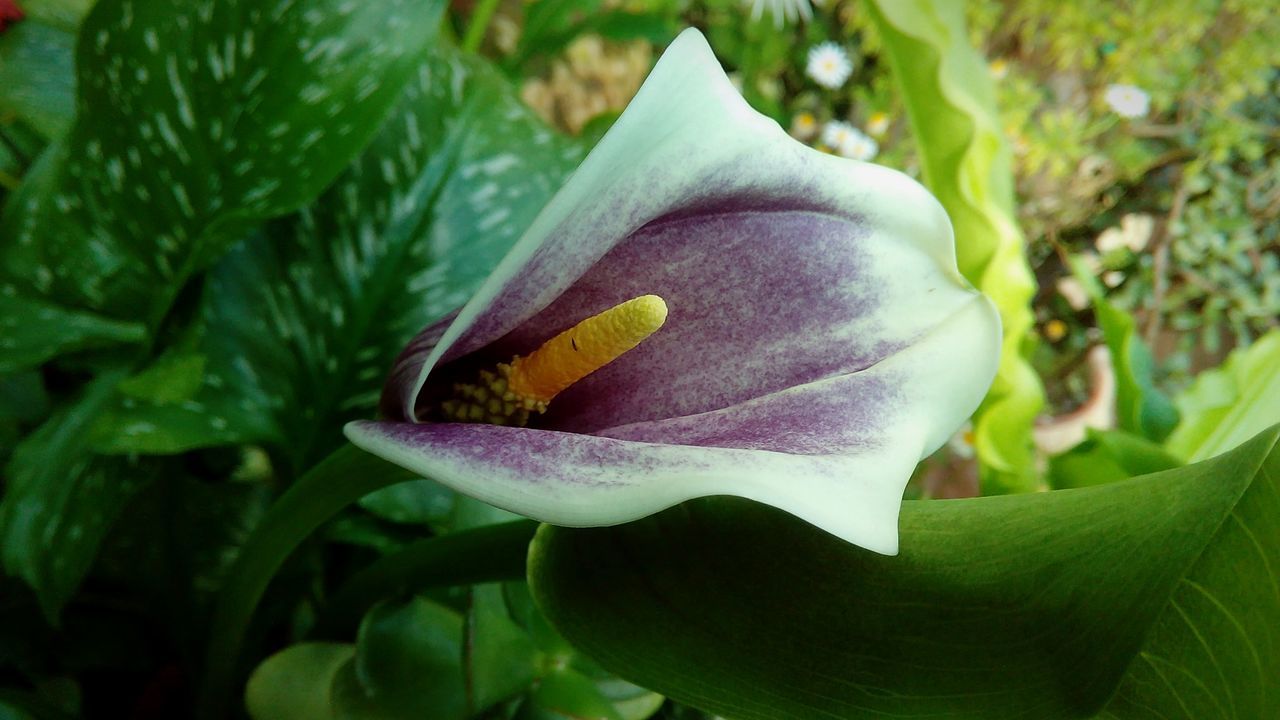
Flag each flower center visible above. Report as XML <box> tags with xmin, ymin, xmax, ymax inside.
<box><xmin>439</xmin><ymin>294</ymin><xmax>669</xmax><ymax>426</ymax></box>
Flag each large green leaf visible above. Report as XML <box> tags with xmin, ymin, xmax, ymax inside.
<box><xmin>529</xmin><ymin>426</ymin><xmax>1280</xmax><ymax>720</ymax></box>
<box><xmin>90</xmin><ymin>45</ymin><xmax>585</xmax><ymax>472</ymax></box>
<box><xmin>866</xmin><ymin>0</ymin><xmax>1044</xmax><ymax>493</ymax></box>
<box><xmin>1166</xmin><ymin>329</ymin><xmax>1280</xmax><ymax>462</ymax></box>
<box><xmin>0</xmin><ymin>0</ymin><xmax>444</xmax><ymax>330</ymax></box>
<box><xmin>1100</xmin><ymin>434</ymin><xmax>1280</xmax><ymax>718</ymax></box>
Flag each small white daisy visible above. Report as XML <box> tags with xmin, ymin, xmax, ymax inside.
<box><xmin>841</xmin><ymin>131</ymin><xmax>878</xmax><ymax>161</ymax></box>
<box><xmin>748</xmin><ymin>0</ymin><xmax>814</xmax><ymax>27</ymax></box>
<box><xmin>821</xmin><ymin>121</ymin><xmax>855</xmax><ymax>151</ymax></box>
<box><xmin>1103</xmin><ymin>84</ymin><xmax>1150</xmax><ymax>118</ymax></box>
<box><xmin>865</xmin><ymin>111</ymin><xmax>890</xmax><ymax>137</ymax></box>
<box><xmin>821</xmin><ymin>121</ymin><xmax>878</xmax><ymax>161</ymax></box>
<box><xmin>806</xmin><ymin>42</ymin><xmax>853</xmax><ymax>90</ymax></box>
<box><xmin>790</xmin><ymin>112</ymin><xmax>819</xmax><ymax>140</ymax></box>
<box><xmin>946</xmin><ymin>421</ymin><xmax>976</xmax><ymax>459</ymax></box>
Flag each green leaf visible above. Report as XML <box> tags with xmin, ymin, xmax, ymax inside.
<box><xmin>529</xmin><ymin>426</ymin><xmax>1280</xmax><ymax>720</ymax></box>
<box><xmin>92</xmin><ymin>473</ymin><xmax>270</xmax><ymax>651</ymax></box>
<box><xmin>516</xmin><ymin>670</ymin><xmax>623</xmax><ymax>720</ymax></box>
<box><xmin>0</xmin><ymin>293</ymin><xmax>145</xmax><ymax>374</ymax></box>
<box><xmin>0</xmin><ymin>372</ymin><xmax>159</xmax><ymax>621</ymax></box>
<box><xmin>0</xmin><ymin>371</ymin><xmax>48</xmax><ymax>425</ymax></box>
<box><xmin>19</xmin><ymin>0</ymin><xmax>95</xmax><ymax>31</ymax></box>
<box><xmin>333</xmin><ymin>598</ymin><xmax>468</xmax><ymax>720</ymax></box>
<box><xmin>0</xmin><ymin>0</ymin><xmax>445</xmax><ymax>329</ymax></box>
<box><xmin>246</xmin><ymin>643</ymin><xmax>354</xmax><ymax>720</ymax></box>
<box><xmin>92</xmin><ymin>45</ymin><xmax>584</xmax><ymax>471</ymax></box>
<box><xmin>1069</xmin><ymin>257</ymin><xmax>1180</xmax><ymax>442</ymax></box>
<box><xmin>358</xmin><ymin>479</ymin><xmax>457</xmax><ymax>529</ymax></box>
<box><xmin>1165</xmin><ymin>329</ymin><xmax>1280</xmax><ymax>462</ymax></box>
<box><xmin>0</xmin><ymin>18</ymin><xmax>76</xmax><ymax>138</ymax></box>
<box><xmin>510</xmin><ymin>0</ymin><xmax>605</xmax><ymax>66</ymax></box>
<box><xmin>1099</xmin><ymin>430</ymin><xmax>1280</xmax><ymax>719</ymax></box>
<box><xmin>113</xmin><ymin>351</ymin><xmax>206</xmax><ymax>403</ymax></box>
<box><xmin>1049</xmin><ymin>429</ymin><xmax>1183</xmax><ymax>489</ymax></box>
<box><xmin>865</xmin><ymin>0</ymin><xmax>1044</xmax><ymax>493</ymax></box>
<box><xmin>466</xmin><ymin>583</ymin><xmax>541</xmax><ymax>712</ymax></box>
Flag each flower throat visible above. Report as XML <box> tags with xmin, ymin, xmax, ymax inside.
<box><xmin>439</xmin><ymin>294</ymin><xmax>668</xmax><ymax>426</ymax></box>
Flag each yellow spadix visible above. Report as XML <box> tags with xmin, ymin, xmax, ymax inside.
<box><xmin>440</xmin><ymin>295</ymin><xmax>668</xmax><ymax>426</ymax></box>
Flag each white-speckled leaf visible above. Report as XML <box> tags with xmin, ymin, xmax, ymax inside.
<box><xmin>90</xmin><ymin>46</ymin><xmax>585</xmax><ymax>474</ymax></box>
<box><xmin>0</xmin><ymin>292</ymin><xmax>145</xmax><ymax>373</ymax></box>
<box><xmin>0</xmin><ymin>372</ymin><xmax>160</xmax><ymax>622</ymax></box>
<box><xmin>0</xmin><ymin>0</ymin><xmax>444</xmax><ymax>327</ymax></box>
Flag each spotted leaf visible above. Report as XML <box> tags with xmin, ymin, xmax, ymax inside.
<box><xmin>0</xmin><ymin>292</ymin><xmax>145</xmax><ymax>374</ymax></box>
<box><xmin>0</xmin><ymin>0</ymin><xmax>445</xmax><ymax>328</ymax></box>
<box><xmin>89</xmin><ymin>46</ymin><xmax>585</xmax><ymax>474</ymax></box>
<box><xmin>0</xmin><ymin>371</ymin><xmax>161</xmax><ymax>622</ymax></box>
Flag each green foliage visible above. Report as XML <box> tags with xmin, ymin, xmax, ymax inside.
<box><xmin>1166</xmin><ymin>329</ymin><xmax>1280</xmax><ymax>461</ymax></box>
<box><xmin>864</xmin><ymin>0</ymin><xmax>1043</xmax><ymax>493</ymax></box>
<box><xmin>0</xmin><ymin>0</ymin><xmax>447</xmax><ymax>622</ymax></box>
<box><xmin>247</xmin><ymin>584</ymin><xmax>663</xmax><ymax>720</ymax></box>
<box><xmin>969</xmin><ymin>0</ymin><xmax>1280</xmax><ymax>388</ymax></box>
<box><xmin>1068</xmin><ymin>257</ymin><xmax>1180</xmax><ymax>441</ymax></box>
<box><xmin>88</xmin><ymin>44</ymin><xmax>585</xmax><ymax>473</ymax></box>
<box><xmin>1048</xmin><ymin>429</ymin><xmax>1182</xmax><ymax>489</ymax></box>
<box><xmin>246</xmin><ymin>643</ymin><xmax>355</xmax><ymax>720</ymax></box>
<box><xmin>0</xmin><ymin>0</ymin><xmax>445</xmax><ymax>326</ymax></box>
<box><xmin>0</xmin><ymin>295</ymin><xmax>145</xmax><ymax>374</ymax></box>
<box><xmin>531</xmin><ymin>425</ymin><xmax>1280</xmax><ymax>720</ymax></box>
<box><xmin>0</xmin><ymin>19</ymin><xmax>75</xmax><ymax>138</ymax></box>
<box><xmin>0</xmin><ymin>371</ymin><xmax>161</xmax><ymax>622</ymax></box>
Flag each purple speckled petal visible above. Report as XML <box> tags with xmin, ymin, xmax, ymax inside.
<box><xmin>350</xmin><ymin>29</ymin><xmax>1002</xmax><ymax>552</ymax></box>
<box><xmin>345</xmin><ymin>419</ymin><xmax>916</xmax><ymax>555</ymax></box>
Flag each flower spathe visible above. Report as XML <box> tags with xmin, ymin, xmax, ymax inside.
<box><xmin>344</xmin><ymin>29</ymin><xmax>1001</xmax><ymax>555</ymax></box>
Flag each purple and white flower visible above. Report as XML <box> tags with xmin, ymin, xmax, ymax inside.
<box><xmin>344</xmin><ymin>30</ymin><xmax>1000</xmax><ymax>555</ymax></box>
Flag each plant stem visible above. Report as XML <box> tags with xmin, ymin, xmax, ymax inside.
<box><xmin>461</xmin><ymin>0</ymin><xmax>502</xmax><ymax>54</ymax></box>
<box><xmin>195</xmin><ymin>444</ymin><xmax>418</xmax><ymax>720</ymax></box>
<box><xmin>311</xmin><ymin>519</ymin><xmax>538</xmax><ymax>639</ymax></box>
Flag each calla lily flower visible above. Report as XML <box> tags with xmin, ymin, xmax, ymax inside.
<box><xmin>344</xmin><ymin>29</ymin><xmax>1000</xmax><ymax>554</ymax></box>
